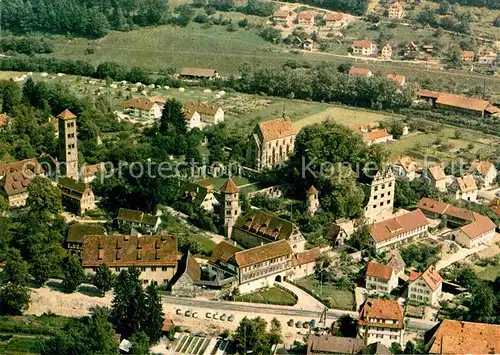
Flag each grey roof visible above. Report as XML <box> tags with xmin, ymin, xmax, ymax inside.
<box><xmin>307</xmin><ymin>335</ymin><xmax>364</xmax><ymax>354</ymax></box>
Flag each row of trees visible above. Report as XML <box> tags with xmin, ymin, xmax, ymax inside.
<box><xmin>281</xmin><ymin>0</ymin><xmax>368</xmax><ymax>15</ymax></box>
<box><xmin>193</xmin><ymin>0</ymin><xmax>277</xmax><ymax>17</ymax></box>
<box><xmin>431</xmin><ymin>0</ymin><xmax>499</xmax><ymax>9</ymax></box>
<box><xmin>1</xmin><ymin>37</ymin><xmax>53</xmax><ymax>55</ymax></box>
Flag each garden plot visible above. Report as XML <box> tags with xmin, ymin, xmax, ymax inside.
<box><xmin>175</xmin><ymin>335</ymin><xmax>211</xmax><ymax>355</ymax></box>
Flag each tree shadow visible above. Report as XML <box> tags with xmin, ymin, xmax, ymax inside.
<box><xmin>46</xmin><ymin>280</ymin><xmax>69</xmax><ymax>293</ymax></box>
<box><xmin>78</xmin><ymin>284</ymin><xmax>104</xmax><ymax>298</ymax></box>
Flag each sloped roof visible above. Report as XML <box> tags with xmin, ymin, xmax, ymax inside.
<box><xmin>391</xmin><ymin>1</ymin><xmax>403</xmax><ymax>8</ymax></box>
<box><xmin>234</xmin><ymin>240</ymin><xmax>293</xmax><ymax>268</ymax></box>
<box><xmin>1</xmin><ymin>171</ymin><xmax>33</xmax><ymax>196</ymax></box>
<box><xmin>256</xmin><ymin>117</ymin><xmax>294</xmax><ymax>142</ymax></box>
<box><xmin>387</xmin><ymin>73</ymin><xmax>405</xmax><ymax>86</ymax></box>
<box><xmin>235</xmin><ymin>210</ymin><xmax>295</xmax><ymax>242</ymax></box>
<box><xmin>459</xmin><ymin>214</ymin><xmax>496</xmax><ymax>240</ymax></box>
<box><xmin>291</xmin><ymin>247</ymin><xmax>320</xmax><ymax>267</ymax></box>
<box><xmin>209</xmin><ymin>240</ymin><xmax>242</xmax><ymax>264</ymax></box>
<box><xmin>324</xmin><ymin>13</ymin><xmax>343</xmax><ymax>21</ymax></box>
<box><xmin>467</xmin><ymin>160</ymin><xmax>495</xmax><ymax>177</ymax></box>
<box><xmin>57</xmin><ymin>109</ymin><xmax>77</xmax><ymax>120</ymax></box>
<box><xmin>426</xmin><ymin>320</ymin><xmax>500</xmax><ymax>355</ymax></box>
<box><xmin>117</xmin><ymin>208</ymin><xmax>160</xmax><ymax>226</ymax></box>
<box><xmin>436</xmin><ymin>93</ymin><xmax>490</xmax><ymax>113</ymax></box>
<box><xmin>411</xmin><ymin>265</ymin><xmax>442</xmax><ymax>291</ymax></box>
<box><xmin>66</xmin><ymin>223</ymin><xmax>106</xmax><ymax>244</ymax></box>
<box><xmin>417</xmin><ymin>89</ymin><xmax>443</xmax><ymax>99</ymax></box>
<box><xmin>0</xmin><ymin>158</ymin><xmax>43</xmax><ymax>177</ymax></box>
<box><xmin>58</xmin><ymin>177</ymin><xmax>87</xmax><ymax>195</ymax></box>
<box><xmin>221</xmin><ymin>178</ymin><xmax>239</xmax><ymax>194</ymax></box>
<box><xmin>307</xmin><ymin>335</ymin><xmax>364</xmax><ymax>354</ymax></box>
<box><xmin>461</xmin><ymin>50</ymin><xmax>474</xmax><ymax>59</ymax></box>
<box><xmin>184</xmin><ymin>101</ymin><xmax>222</xmax><ymax>116</ymax></box>
<box><xmin>489</xmin><ymin>197</ymin><xmax>500</xmax><ymax>216</ymax></box>
<box><xmin>352</xmin><ymin>40</ymin><xmax>373</xmax><ymax>49</ymax></box>
<box><xmin>306</xmin><ymin>185</ymin><xmax>318</xmax><ymax>195</ymax></box>
<box><xmin>81</xmin><ymin>163</ymin><xmax>106</xmax><ymax>178</ymax></box>
<box><xmin>121</xmin><ymin>97</ymin><xmax>155</xmax><ymax>111</ymax></box>
<box><xmin>359</xmin><ymin>298</ymin><xmax>404</xmax><ymax>328</ymax></box>
<box><xmin>427</xmin><ymin>165</ymin><xmax>446</xmax><ymax>181</ymax></box>
<box><xmin>366</xmin><ymin>261</ymin><xmax>393</xmax><ymax>280</ymax></box>
<box><xmin>82</xmin><ymin>234</ymin><xmax>177</xmax><ymax>267</ymax></box>
<box><xmin>298</xmin><ymin>12</ymin><xmax>314</xmax><ymax>20</ymax></box>
<box><xmin>453</xmin><ymin>175</ymin><xmax>477</xmax><ymax>193</ymax></box>
<box><xmin>273</xmin><ymin>11</ymin><xmax>290</xmax><ymax>18</ymax></box>
<box><xmin>386</xmin><ymin>250</ymin><xmax>405</xmax><ymax>274</ymax></box>
<box><xmin>349</xmin><ymin>67</ymin><xmax>372</xmax><ymax>76</ymax></box>
<box><xmin>397</xmin><ymin>156</ymin><xmax>416</xmax><ymax>173</ymax></box>
<box><xmin>180</xmin><ymin>68</ymin><xmax>217</xmax><ymax>78</ymax></box>
<box><xmin>0</xmin><ymin>113</ymin><xmax>9</xmax><ymax>127</ymax></box>
<box><xmin>363</xmin><ymin>129</ymin><xmax>392</xmax><ymax>142</ymax></box>
<box><xmin>370</xmin><ymin>209</ymin><xmax>429</xmax><ymax>243</ymax></box>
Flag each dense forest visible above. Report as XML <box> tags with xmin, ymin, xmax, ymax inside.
<box><xmin>281</xmin><ymin>0</ymin><xmax>369</xmax><ymax>16</ymax></box>
<box><xmin>432</xmin><ymin>0</ymin><xmax>500</xmax><ymax>9</ymax></box>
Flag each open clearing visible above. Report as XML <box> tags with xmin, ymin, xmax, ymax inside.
<box><xmin>296</xmin><ymin>276</ymin><xmax>355</xmax><ymax>311</ymax></box>
<box><xmin>234</xmin><ymin>287</ymin><xmax>297</xmax><ymax>306</ymax></box>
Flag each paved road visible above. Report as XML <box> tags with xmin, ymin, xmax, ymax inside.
<box><xmin>280</xmin><ymin>282</ymin><xmax>325</xmax><ymax>311</ymax></box>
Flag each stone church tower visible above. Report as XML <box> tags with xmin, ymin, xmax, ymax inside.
<box><xmin>57</xmin><ymin>109</ymin><xmax>79</xmax><ymax>179</ymax></box>
<box><xmin>306</xmin><ymin>185</ymin><xmax>320</xmax><ymax>216</ymax></box>
<box><xmin>221</xmin><ymin>178</ymin><xmax>240</xmax><ymax>238</ymax></box>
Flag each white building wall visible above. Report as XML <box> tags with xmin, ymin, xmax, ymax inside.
<box><xmin>454</xmin><ymin>228</ymin><xmax>495</xmax><ymax>249</ymax></box>
<box><xmin>408</xmin><ymin>279</ymin><xmax>441</xmax><ymax>307</ymax></box>
<box><xmin>366</xmin><ymin>273</ymin><xmax>398</xmax><ymax>294</ymax></box>
<box><xmin>84</xmin><ymin>265</ymin><xmax>176</xmax><ymax>285</ymax></box>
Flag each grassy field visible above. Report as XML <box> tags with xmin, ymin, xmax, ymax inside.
<box><xmin>296</xmin><ymin>276</ymin><xmax>355</xmax><ymax>310</ymax></box>
<box><xmin>234</xmin><ymin>287</ymin><xmax>298</xmax><ymax>306</ymax></box>
<box><xmin>473</xmin><ymin>265</ymin><xmax>500</xmax><ymax>281</ymax></box>
<box><xmin>160</xmin><ymin>214</ymin><xmax>216</xmax><ymax>255</ymax></box>
<box><xmin>389</xmin><ymin>125</ymin><xmax>500</xmax><ymax>164</ymax></box>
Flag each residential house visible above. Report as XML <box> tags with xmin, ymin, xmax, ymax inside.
<box><xmin>359</xmin><ymin>298</ymin><xmax>404</xmax><ymax>347</ymax></box>
<box><xmin>232</xmin><ymin>209</ymin><xmax>306</xmax><ymax>252</ymax></box>
<box><xmin>289</xmin><ymin>247</ymin><xmax>320</xmax><ymax>281</ymax></box>
<box><xmin>246</xmin><ymin>116</ymin><xmax>295</xmax><ymax>171</ymax></box>
<box><xmin>82</xmin><ymin>234</ymin><xmax>178</xmax><ymax>285</ymax></box>
<box><xmin>208</xmin><ymin>239</ymin><xmax>294</xmax><ymax>294</ymax></box>
<box><xmin>422</xmin><ymin>91</ymin><xmax>497</xmax><ymax>119</ymax></box>
<box><xmin>65</xmin><ymin>223</ymin><xmax>106</xmax><ymax>257</ymax></box>
<box><xmin>116</xmin><ymin>208</ymin><xmax>162</xmax><ymax>234</ymax></box>
<box><xmin>392</xmin><ymin>156</ymin><xmax>417</xmax><ymax>181</ymax></box>
<box><xmin>478</xmin><ymin>50</ymin><xmax>497</xmax><ymax>65</ymax></box>
<box><xmin>380</xmin><ymin>43</ymin><xmax>393</xmax><ymax>59</ymax></box>
<box><xmin>326</xmin><ymin>218</ymin><xmax>355</xmax><ymax>247</ymax></box>
<box><xmin>58</xmin><ymin>177</ymin><xmax>96</xmax><ymax>216</ymax></box>
<box><xmin>361</xmin><ymin>167</ymin><xmax>396</xmax><ymax>223</ymax></box>
<box><xmin>0</xmin><ymin>114</ymin><xmax>10</xmax><ymax>129</ymax></box>
<box><xmin>324</xmin><ymin>13</ymin><xmax>344</xmax><ymax>28</ymax></box>
<box><xmin>489</xmin><ymin>197</ymin><xmax>500</xmax><ymax>217</ymax></box>
<box><xmin>366</xmin><ymin>261</ymin><xmax>399</xmax><ymax>294</ymax></box>
<box><xmin>306</xmin><ymin>334</ymin><xmax>365</xmax><ymax>355</ymax></box>
<box><xmin>422</xmin><ymin>44</ymin><xmax>434</xmax><ymax>53</ymax></box>
<box><xmin>422</xmin><ymin>165</ymin><xmax>447</xmax><ymax>192</ymax></box>
<box><xmin>386</xmin><ymin>250</ymin><xmax>406</xmax><ymax>277</ymax></box>
<box><xmin>80</xmin><ymin>163</ymin><xmax>106</xmax><ymax>183</ymax></box>
<box><xmin>369</xmin><ymin>209</ymin><xmax>429</xmax><ymax>251</ymax></box>
<box><xmin>273</xmin><ymin>11</ymin><xmax>293</xmax><ymax>27</ymax></box>
<box><xmin>176</xmin><ymin>179</ymin><xmax>219</xmax><ymax>213</ymax></box>
<box><xmin>461</xmin><ymin>50</ymin><xmax>475</xmax><ymax>62</ymax></box>
<box><xmin>424</xmin><ymin>320</ymin><xmax>500</xmax><ymax>355</ymax></box>
<box><xmin>388</xmin><ymin>2</ymin><xmax>404</xmax><ymax>19</ymax></box>
<box><xmin>207</xmin><ymin>240</ymin><xmax>242</xmax><ymax>287</ymax></box>
<box><xmin>181</xmin><ymin>106</ymin><xmax>202</xmax><ymax>130</ymax></box>
<box><xmin>180</xmin><ymin>68</ymin><xmax>218</xmax><ymax>80</ymax></box>
<box><xmin>351</xmin><ymin>40</ymin><xmax>377</xmax><ymax>56</ymax></box>
<box><xmin>0</xmin><ymin>158</ymin><xmax>45</xmax><ymax>207</ymax></box>
<box><xmin>467</xmin><ymin>160</ymin><xmax>497</xmax><ymax>188</ymax></box>
<box><xmin>297</xmin><ymin>12</ymin><xmax>315</xmax><ymax>25</ymax></box>
<box><xmin>386</xmin><ymin>73</ymin><xmax>406</xmax><ymax>87</ymax></box>
<box><xmin>408</xmin><ymin>265</ymin><xmax>442</xmax><ymax>307</ymax></box>
<box><xmin>417</xmin><ymin>197</ymin><xmax>496</xmax><ymax>248</ymax></box>
<box><xmin>348</xmin><ymin>67</ymin><xmax>373</xmax><ymax>77</ymax></box>
<box><xmin>404</xmin><ymin>42</ymin><xmax>419</xmax><ymax>59</ymax></box>
<box><xmin>148</xmin><ymin>96</ymin><xmax>166</xmax><ymax>109</ymax></box>
<box><xmin>183</xmin><ymin>101</ymin><xmax>224</xmax><ymax>125</ymax></box>
<box><xmin>362</xmin><ymin>129</ymin><xmax>393</xmax><ymax>146</ymax></box>
<box><xmin>169</xmin><ymin>252</ymin><xmax>202</xmax><ymax>297</ymax></box>
<box><xmin>448</xmin><ymin>175</ymin><xmax>478</xmax><ymax>202</ymax></box>
<box><xmin>121</xmin><ymin>97</ymin><xmax>162</xmax><ymax>120</ymax></box>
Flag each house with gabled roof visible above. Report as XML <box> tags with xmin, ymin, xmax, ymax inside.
<box><xmin>0</xmin><ymin>158</ymin><xmax>46</xmax><ymax>207</ymax></box>
<box><xmin>290</xmin><ymin>247</ymin><xmax>320</xmax><ymax>280</ymax></box>
<box><xmin>365</xmin><ymin>261</ymin><xmax>398</xmax><ymax>294</ymax></box>
<box><xmin>169</xmin><ymin>251</ymin><xmax>202</xmax><ymax>297</ymax></box>
<box><xmin>380</xmin><ymin>43</ymin><xmax>393</xmax><ymax>59</ymax></box>
<box><xmin>359</xmin><ymin>298</ymin><xmax>404</xmax><ymax>347</ymax></box>
<box><xmin>386</xmin><ymin>73</ymin><xmax>406</xmax><ymax>87</ymax></box>
<box><xmin>424</xmin><ymin>320</ymin><xmax>500</xmax><ymax>355</ymax></box>
<box><xmin>448</xmin><ymin>174</ymin><xmax>478</xmax><ymax>202</ymax></box>
<box><xmin>65</xmin><ymin>223</ymin><xmax>106</xmax><ymax>257</ymax></box>
<box><xmin>273</xmin><ymin>11</ymin><xmax>293</xmax><ymax>27</ymax></box>
<box><xmin>467</xmin><ymin>160</ymin><xmax>497</xmax><ymax>188</ymax></box>
<box><xmin>461</xmin><ymin>50</ymin><xmax>475</xmax><ymax>62</ymax></box>
<box><xmin>351</xmin><ymin>40</ymin><xmax>377</xmax><ymax>56</ymax></box>
<box><xmin>80</xmin><ymin>162</ymin><xmax>106</xmax><ymax>184</ymax></box>
<box><xmin>233</xmin><ymin>209</ymin><xmax>306</xmax><ymax>252</ymax></box>
<box><xmin>408</xmin><ymin>265</ymin><xmax>442</xmax><ymax>306</ymax></box>
<box><xmin>392</xmin><ymin>156</ymin><xmax>417</xmax><ymax>181</ymax></box>
<box><xmin>180</xmin><ymin>68</ymin><xmax>218</xmax><ymax>80</ymax></box>
<box><xmin>246</xmin><ymin>116</ymin><xmax>295</xmax><ymax>171</ymax></box>
<box><xmin>369</xmin><ymin>209</ymin><xmax>429</xmax><ymax>251</ymax></box>
<box><xmin>58</xmin><ymin>177</ymin><xmax>96</xmax><ymax>216</ymax></box>
<box><xmin>362</xmin><ymin>129</ymin><xmax>393</xmax><ymax>146</ymax></box>
<box><xmin>348</xmin><ymin>67</ymin><xmax>373</xmax><ymax>77</ymax></box>
<box><xmin>422</xmin><ymin>165</ymin><xmax>447</xmax><ymax>192</ymax></box>
<box><xmin>388</xmin><ymin>2</ymin><xmax>404</xmax><ymax>19</ymax></box>
<box><xmin>116</xmin><ymin>208</ymin><xmax>162</xmax><ymax>234</ymax></box>
<box><xmin>324</xmin><ymin>13</ymin><xmax>344</xmax><ymax>28</ymax></box>
<box><xmin>307</xmin><ymin>334</ymin><xmax>365</xmax><ymax>354</ymax></box>
<box><xmin>175</xmin><ymin>179</ymin><xmax>219</xmax><ymax>213</ymax></box>
<box><xmin>82</xmin><ymin>234</ymin><xmax>178</xmax><ymax>285</ymax></box>
<box><xmin>183</xmin><ymin>101</ymin><xmax>224</xmax><ymax>125</ymax></box>
<box><xmin>386</xmin><ymin>250</ymin><xmax>405</xmax><ymax>276</ymax></box>
<box><xmin>121</xmin><ymin>97</ymin><xmax>162</xmax><ymax>120</ymax></box>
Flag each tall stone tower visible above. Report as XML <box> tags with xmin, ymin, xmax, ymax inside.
<box><xmin>57</xmin><ymin>109</ymin><xmax>79</xmax><ymax>179</ymax></box>
<box><xmin>221</xmin><ymin>178</ymin><xmax>240</xmax><ymax>239</ymax></box>
<box><xmin>306</xmin><ymin>185</ymin><xmax>320</xmax><ymax>216</ymax></box>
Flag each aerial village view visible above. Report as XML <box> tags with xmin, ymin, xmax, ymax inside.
<box><xmin>0</xmin><ymin>0</ymin><xmax>499</xmax><ymax>354</ymax></box>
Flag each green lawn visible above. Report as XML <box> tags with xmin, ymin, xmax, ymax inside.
<box><xmin>234</xmin><ymin>287</ymin><xmax>297</xmax><ymax>306</ymax></box>
<box><xmin>160</xmin><ymin>214</ymin><xmax>216</xmax><ymax>255</ymax></box>
<box><xmin>296</xmin><ymin>276</ymin><xmax>355</xmax><ymax>310</ymax></box>
<box><xmin>473</xmin><ymin>265</ymin><xmax>500</xmax><ymax>282</ymax></box>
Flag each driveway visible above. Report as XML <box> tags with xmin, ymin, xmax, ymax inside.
<box><xmin>436</xmin><ymin>243</ymin><xmax>489</xmax><ymax>270</ymax></box>
<box><xmin>279</xmin><ymin>281</ymin><xmax>325</xmax><ymax>311</ymax></box>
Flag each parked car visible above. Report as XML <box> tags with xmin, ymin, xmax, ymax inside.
<box><xmin>303</xmin><ymin>322</ymin><xmax>310</xmax><ymax>329</ymax></box>
<box><xmin>220</xmin><ymin>313</ymin><xmax>227</xmax><ymax>321</ymax></box>
<box><xmin>206</xmin><ymin>312</ymin><xmax>212</xmax><ymax>319</ymax></box>
<box><xmin>310</xmin><ymin>320</ymin><xmax>316</xmax><ymax>328</ymax></box>
<box><xmin>185</xmin><ymin>310</ymin><xmax>192</xmax><ymax>317</ymax></box>
<box><xmin>228</xmin><ymin>314</ymin><xmax>235</xmax><ymax>322</ymax></box>
<box><xmin>287</xmin><ymin>319</ymin><xmax>294</xmax><ymax>327</ymax></box>
<box><xmin>176</xmin><ymin>309</ymin><xmax>182</xmax><ymax>315</ymax></box>
<box><xmin>296</xmin><ymin>321</ymin><xmax>303</xmax><ymax>328</ymax></box>
<box><xmin>213</xmin><ymin>313</ymin><xmax>220</xmax><ymax>320</ymax></box>
<box><xmin>192</xmin><ymin>312</ymin><xmax>199</xmax><ymax>318</ymax></box>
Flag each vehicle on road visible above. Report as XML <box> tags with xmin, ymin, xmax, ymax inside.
<box><xmin>228</xmin><ymin>314</ymin><xmax>235</xmax><ymax>322</ymax></box>
<box><xmin>176</xmin><ymin>309</ymin><xmax>182</xmax><ymax>315</ymax></box>
<box><xmin>296</xmin><ymin>321</ymin><xmax>303</xmax><ymax>328</ymax></box>
<box><xmin>287</xmin><ymin>319</ymin><xmax>294</xmax><ymax>327</ymax></box>
<box><xmin>220</xmin><ymin>313</ymin><xmax>227</xmax><ymax>321</ymax></box>
<box><xmin>303</xmin><ymin>322</ymin><xmax>310</xmax><ymax>328</ymax></box>
<box><xmin>206</xmin><ymin>312</ymin><xmax>212</xmax><ymax>319</ymax></box>
<box><xmin>185</xmin><ymin>310</ymin><xmax>192</xmax><ymax>317</ymax></box>
<box><xmin>192</xmin><ymin>312</ymin><xmax>199</xmax><ymax>318</ymax></box>
<box><xmin>213</xmin><ymin>313</ymin><xmax>220</xmax><ymax>320</ymax></box>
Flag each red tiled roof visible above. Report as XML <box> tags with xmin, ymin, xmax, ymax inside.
<box><xmin>397</xmin><ymin>156</ymin><xmax>416</xmax><ymax>173</ymax></box>
<box><xmin>436</xmin><ymin>93</ymin><xmax>490</xmax><ymax>113</ymax></box>
<box><xmin>180</xmin><ymin>68</ymin><xmax>217</xmax><ymax>78</ymax></box>
<box><xmin>81</xmin><ymin>163</ymin><xmax>106</xmax><ymax>178</ymax></box>
<box><xmin>391</xmin><ymin>1</ymin><xmax>403</xmax><ymax>8</ymax></box>
<box><xmin>363</xmin><ymin>129</ymin><xmax>392</xmax><ymax>142</ymax></box>
<box><xmin>292</xmin><ymin>247</ymin><xmax>320</xmax><ymax>266</ymax></box>
<box><xmin>459</xmin><ymin>214</ymin><xmax>496</xmax><ymax>240</ymax></box>
<box><xmin>417</xmin><ymin>89</ymin><xmax>443</xmax><ymax>99</ymax></box>
<box><xmin>366</xmin><ymin>261</ymin><xmax>393</xmax><ymax>280</ymax></box>
<box><xmin>454</xmin><ymin>175</ymin><xmax>477</xmax><ymax>193</ymax></box>
<box><xmin>427</xmin><ymin>165</ymin><xmax>446</xmax><ymax>181</ymax></box>
<box><xmin>359</xmin><ymin>298</ymin><xmax>404</xmax><ymax>328</ymax></box>
<box><xmin>467</xmin><ymin>160</ymin><xmax>495</xmax><ymax>177</ymax></box>
<box><xmin>427</xmin><ymin>320</ymin><xmax>500</xmax><ymax>355</ymax></box>
<box><xmin>121</xmin><ymin>97</ymin><xmax>156</xmax><ymax>111</ymax></box>
<box><xmin>184</xmin><ymin>101</ymin><xmax>221</xmax><ymax>116</ymax></box>
<box><xmin>485</xmin><ymin>104</ymin><xmax>499</xmax><ymax>114</ymax></box>
<box><xmin>352</xmin><ymin>40</ymin><xmax>373</xmax><ymax>49</ymax></box>
<box><xmin>324</xmin><ymin>13</ymin><xmax>343</xmax><ymax>21</ymax></box>
<box><xmin>370</xmin><ymin>209</ymin><xmax>429</xmax><ymax>243</ymax></box>
<box><xmin>409</xmin><ymin>271</ymin><xmax>421</xmax><ymax>281</ymax></box>
<box><xmin>57</xmin><ymin>109</ymin><xmax>77</xmax><ymax>120</ymax></box>
<box><xmin>298</xmin><ymin>12</ymin><xmax>314</xmax><ymax>20</ymax></box>
<box><xmin>387</xmin><ymin>73</ymin><xmax>405</xmax><ymax>86</ymax></box>
<box><xmin>162</xmin><ymin>319</ymin><xmax>174</xmax><ymax>332</ymax></box>
<box><xmin>307</xmin><ymin>185</ymin><xmax>318</xmax><ymax>195</ymax></box>
<box><xmin>412</xmin><ymin>265</ymin><xmax>442</xmax><ymax>291</ymax></box>
<box><xmin>461</xmin><ymin>50</ymin><xmax>475</xmax><ymax>59</ymax></box>
<box><xmin>257</xmin><ymin>117</ymin><xmax>294</xmax><ymax>142</ymax></box>
<box><xmin>234</xmin><ymin>240</ymin><xmax>293</xmax><ymax>268</ymax></box>
<box><xmin>273</xmin><ymin>11</ymin><xmax>290</xmax><ymax>18</ymax></box>
<box><xmin>220</xmin><ymin>178</ymin><xmax>239</xmax><ymax>194</ymax></box>
<box><xmin>0</xmin><ymin>113</ymin><xmax>9</xmax><ymax>127</ymax></box>
<box><xmin>349</xmin><ymin>67</ymin><xmax>372</xmax><ymax>76</ymax></box>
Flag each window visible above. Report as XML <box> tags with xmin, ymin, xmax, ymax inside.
<box><xmin>373</xmin><ymin>205</ymin><xmax>376</xmax><ymax>209</ymax></box>
<box><xmin>380</xmin><ymin>202</ymin><xmax>384</xmax><ymax>206</ymax></box>
<box><xmin>374</xmin><ymin>195</ymin><xmax>378</xmax><ymax>200</ymax></box>
<box><xmin>115</xmin><ymin>268</ymin><xmax>121</xmax><ymax>272</ymax></box>
<box><xmin>151</xmin><ymin>267</ymin><xmax>156</xmax><ymax>271</ymax></box>
<box><xmin>162</xmin><ymin>267</ymin><xmax>168</xmax><ymax>271</ymax></box>
<box><xmin>141</xmin><ymin>267</ymin><xmax>146</xmax><ymax>271</ymax></box>
<box><xmin>381</xmin><ymin>193</ymin><xmax>385</xmax><ymax>198</ymax></box>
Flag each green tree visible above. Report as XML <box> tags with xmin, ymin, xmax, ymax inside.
<box><xmin>2</xmin><ymin>248</ymin><xmax>29</xmax><ymax>285</ymax></box>
<box><xmin>30</xmin><ymin>252</ymin><xmax>52</xmax><ymax>286</ymax></box>
<box><xmin>269</xmin><ymin>317</ymin><xmax>282</xmax><ymax>345</ymax></box>
<box><xmin>0</xmin><ymin>282</ymin><xmax>30</xmax><ymax>315</ymax></box>
<box><xmin>447</xmin><ymin>46</ymin><xmax>463</xmax><ymax>69</ymax></box>
<box><xmin>390</xmin><ymin>342</ymin><xmax>403</xmax><ymax>354</ymax></box>
<box><xmin>337</xmin><ymin>315</ymin><xmax>357</xmax><ymax>338</ymax></box>
<box><xmin>416</xmin><ymin>6</ymin><xmax>437</xmax><ymax>27</ymax></box>
<box><xmin>93</xmin><ymin>264</ymin><xmax>115</xmax><ymax>296</ymax></box>
<box><xmin>403</xmin><ymin>341</ymin><xmax>416</xmax><ymax>354</ymax></box>
<box><xmin>468</xmin><ymin>281</ymin><xmax>495</xmax><ymax>322</ymax></box>
<box><xmin>61</xmin><ymin>255</ymin><xmax>85</xmax><ymax>292</ymax></box>
<box><xmin>1</xmin><ymin>81</ymin><xmax>21</xmax><ymax>115</ymax></box>
<box><xmin>456</xmin><ymin>267</ymin><xmax>477</xmax><ymax>289</ymax></box>
<box><xmin>233</xmin><ymin>317</ymin><xmax>271</xmax><ymax>354</ymax></box>
<box><xmin>159</xmin><ymin>98</ymin><xmax>187</xmax><ymax>135</ymax></box>
<box><xmin>143</xmin><ymin>281</ymin><xmax>165</xmax><ymax>343</ymax></box>
<box><xmin>130</xmin><ymin>331</ymin><xmax>150</xmax><ymax>354</ymax></box>
<box><xmin>494</xmin><ymin>16</ymin><xmax>500</xmax><ymax>27</ymax></box>
<box><xmin>26</xmin><ymin>176</ymin><xmax>62</xmax><ymax>218</ymax></box>
<box><xmin>437</xmin><ymin>1</ymin><xmax>450</xmax><ymax>14</ymax></box>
